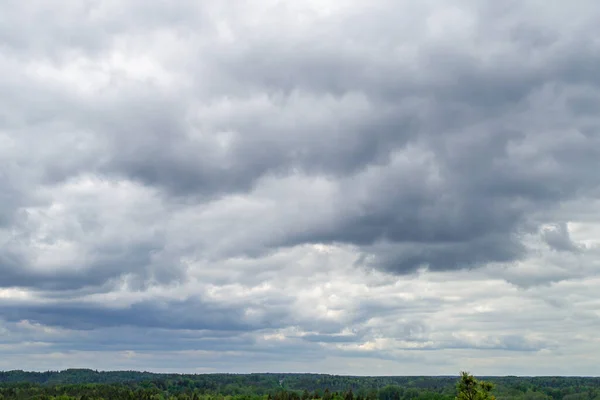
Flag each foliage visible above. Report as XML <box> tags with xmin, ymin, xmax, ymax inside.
<box><xmin>455</xmin><ymin>372</ymin><xmax>495</xmax><ymax>400</ymax></box>
<box><xmin>0</xmin><ymin>370</ymin><xmax>598</xmax><ymax>400</ymax></box>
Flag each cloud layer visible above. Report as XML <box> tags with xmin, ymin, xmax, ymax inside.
<box><xmin>1</xmin><ymin>0</ymin><xmax>600</xmax><ymax>375</ymax></box>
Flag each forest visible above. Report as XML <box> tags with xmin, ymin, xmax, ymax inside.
<box><xmin>0</xmin><ymin>369</ymin><xmax>598</xmax><ymax>400</ymax></box>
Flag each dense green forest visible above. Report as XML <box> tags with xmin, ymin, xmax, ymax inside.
<box><xmin>0</xmin><ymin>369</ymin><xmax>598</xmax><ymax>400</ymax></box>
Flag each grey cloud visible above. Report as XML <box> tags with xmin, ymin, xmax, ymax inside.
<box><xmin>0</xmin><ymin>298</ymin><xmax>277</xmax><ymax>332</ymax></box>
<box><xmin>1</xmin><ymin>0</ymin><xmax>600</xmax><ymax>374</ymax></box>
<box><xmin>93</xmin><ymin>4</ymin><xmax>600</xmax><ymax>273</ymax></box>
<box><xmin>435</xmin><ymin>334</ymin><xmax>549</xmax><ymax>352</ymax></box>
<box><xmin>0</xmin><ymin>235</ymin><xmax>183</xmax><ymax>291</ymax></box>
<box><xmin>0</xmin><ymin>323</ymin><xmax>323</xmax><ymax>363</ymax></box>
<box><xmin>3</xmin><ymin>0</ymin><xmax>600</xmax><ymax>279</ymax></box>
<box><xmin>362</xmin><ymin>235</ymin><xmax>526</xmax><ymax>273</ymax></box>
<box><xmin>301</xmin><ymin>333</ymin><xmax>361</xmax><ymax>344</ymax></box>
<box><xmin>0</xmin><ymin>0</ymin><xmax>204</xmax><ymax>57</ymax></box>
<box><xmin>0</xmin><ymin>178</ymin><xmax>21</xmax><ymax>227</ymax></box>
<box><xmin>541</xmin><ymin>223</ymin><xmax>580</xmax><ymax>252</ymax></box>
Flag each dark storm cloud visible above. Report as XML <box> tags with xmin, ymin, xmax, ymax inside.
<box><xmin>5</xmin><ymin>3</ymin><xmax>600</xmax><ymax>278</ymax></box>
<box><xmin>49</xmin><ymin>0</ymin><xmax>598</xmax><ymax>274</ymax></box>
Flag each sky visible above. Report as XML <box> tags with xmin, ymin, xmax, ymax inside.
<box><xmin>1</xmin><ymin>0</ymin><xmax>600</xmax><ymax>376</ymax></box>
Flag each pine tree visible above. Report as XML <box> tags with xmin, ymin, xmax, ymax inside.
<box><xmin>455</xmin><ymin>372</ymin><xmax>496</xmax><ymax>400</ymax></box>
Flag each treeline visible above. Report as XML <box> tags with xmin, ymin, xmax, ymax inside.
<box><xmin>0</xmin><ymin>370</ymin><xmax>598</xmax><ymax>400</ymax></box>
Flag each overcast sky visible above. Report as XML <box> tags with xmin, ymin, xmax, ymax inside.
<box><xmin>1</xmin><ymin>0</ymin><xmax>600</xmax><ymax>376</ymax></box>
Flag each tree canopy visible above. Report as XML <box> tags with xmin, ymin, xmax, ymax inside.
<box><xmin>0</xmin><ymin>370</ymin><xmax>597</xmax><ymax>400</ymax></box>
